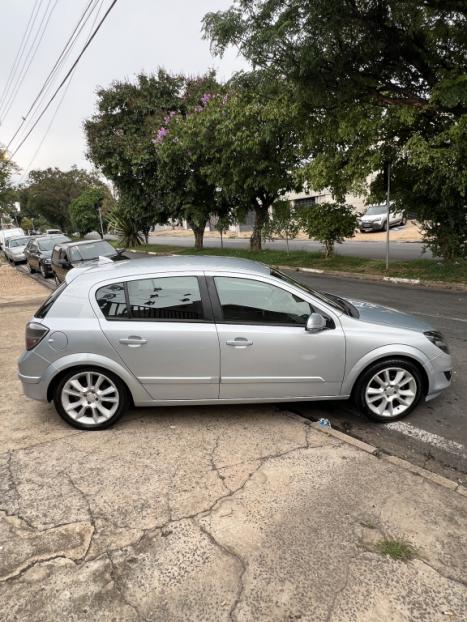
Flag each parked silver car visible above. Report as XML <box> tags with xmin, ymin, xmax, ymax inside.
<box><xmin>3</xmin><ymin>235</ymin><xmax>32</xmax><ymax>264</ymax></box>
<box><xmin>18</xmin><ymin>256</ymin><xmax>452</xmax><ymax>430</ymax></box>
<box><xmin>358</xmin><ymin>204</ymin><xmax>406</xmax><ymax>232</ymax></box>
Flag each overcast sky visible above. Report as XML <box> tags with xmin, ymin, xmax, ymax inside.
<box><xmin>0</xmin><ymin>0</ymin><xmax>245</xmax><ymax>180</ymax></box>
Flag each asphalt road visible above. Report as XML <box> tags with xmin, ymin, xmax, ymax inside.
<box><xmin>147</xmin><ymin>233</ymin><xmax>432</xmax><ymax>261</ymax></box>
<box><xmin>16</xmin><ymin>261</ymin><xmax>466</xmax><ymax>482</ymax></box>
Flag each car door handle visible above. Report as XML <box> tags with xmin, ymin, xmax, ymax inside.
<box><xmin>119</xmin><ymin>336</ymin><xmax>148</xmax><ymax>347</ymax></box>
<box><xmin>226</xmin><ymin>338</ymin><xmax>253</xmax><ymax>347</ymax></box>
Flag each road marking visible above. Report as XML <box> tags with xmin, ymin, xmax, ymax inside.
<box><xmin>385</xmin><ymin>421</ymin><xmax>467</xmax><ymax>459</ymax></box>
<box><xmin>409</xmin><ymin>311</ymin><xmax>467</xmax><ymax>324</ymax></box>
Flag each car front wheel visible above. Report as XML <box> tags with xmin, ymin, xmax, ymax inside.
<box><xmin>27</xmin><ymin>261</ymin><xmax>36</xmax><ymax>273</ymax></box>
<box><xmin>54</xmin><ymin>368</ymin><xmax>129</xmax><ymax>430</ymax></box>
<box><xmin>40</xmin><ymin>263</ymin><xmax>49</xmax><ymax>278</ymax></box>
<box><xmin>354</xmin><ymin>359</ymin><xmax>423</xmax><ymax>422</ymax></box>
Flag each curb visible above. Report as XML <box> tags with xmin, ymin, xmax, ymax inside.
<box><xmin>276</xmin><ymin>265</ymin><xmax>467</xmax><ymax>293</ymax></box>
<box><xmin>285</xmin><ymin>412</ymin><xmax>467</xmax><ymax>498</ymax></box>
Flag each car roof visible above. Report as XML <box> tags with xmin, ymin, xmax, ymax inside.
<box><xmin>69</xmin><ymin>255</ymin><xmax>271</xmax><ymax>284</ymax></box>
<box><xmin>55</xmin><ymin>239</ymin><xmax>113</xmax><ymax>248</ymax></box>
<box><xmin>34</xmin><ymin>234</ymin><xmax>70</xmax><ymax>242</ymax></box>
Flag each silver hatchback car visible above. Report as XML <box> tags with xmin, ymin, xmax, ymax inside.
<box><xmin>18</xmin><ymin>256</ymin><xmax>452</xmax><ymax>430</ymax></box>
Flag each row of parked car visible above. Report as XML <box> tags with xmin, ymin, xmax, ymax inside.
<box><xmin>1</xmin><ymin>229</ymin><xmax>127</xmax><ymax>283</ymax></box>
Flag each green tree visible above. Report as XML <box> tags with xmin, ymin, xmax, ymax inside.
<box><xmin>154</xmin><ymin>75</ymin><xmax>227</xmax><ymax>249</ymax></box>
<box><xmin>69</xmin><ymin>187</ymin><xmax>114</xmax><ymax>238</ymax></box>
<box><xmin>195</xmin><ymin>73</ymin><xmax>303</xmax><ymax>250</ymax></box>
<box><xmin>263</xmin><ymin>200</ymin><xmax>300</xmax><ymax>253</ymax></box>
<box><xmin>299</xmin><ymin>202</ymin><xmax>357</xmax><ymax>258</ymax></box>
<box><xmin>84</xmin><ymin>70</ymin><xmax>184</xmax><ymax>229</ymax></box>
<box><xmin>0</xmin><ymin>148</ymin><xmax>18</xmax><ymax>221</ymax></box>
<box><xmin>20</xmin><ymin>167</ymin><xmax>104</xmax><ymax>232</ymax></box>
<box><xmin>204</xmin><ymin>1</ymin><xmax>467</xmax><ymax>259</ymax></box>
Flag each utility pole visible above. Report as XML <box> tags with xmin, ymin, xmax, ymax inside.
<box><xmin>385</xmin><ymin>161</ymin><xmax>391</xmax><ymax>271</ymax></box>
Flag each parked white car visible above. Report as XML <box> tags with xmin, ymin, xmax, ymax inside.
<box><xmin>358</xmin><ymin>205</ymin><xmax>406</xmax><ymax>232</ymax></box>
<box><xmin>3</xmin><ymin>235</ymin><xmax>32</xmax><ymax>264</ymax></box>
<box><xmin>0</xmin><ymin>227</ymin><xmax>25</xmax><ymax>249</ymax></box>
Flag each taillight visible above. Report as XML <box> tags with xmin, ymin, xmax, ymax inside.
<box><xmin>26</xmin><ymin>322</ymin><xmax>49</xmax><ymax>350</ymax></box>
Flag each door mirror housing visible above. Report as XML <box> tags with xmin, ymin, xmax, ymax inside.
<box><xmin>306</xmin><ymin>313</ymin><xmax>327</xmax><ymax>333</ymax></box>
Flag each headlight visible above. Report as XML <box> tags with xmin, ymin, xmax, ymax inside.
<box><xmin>424</xmin><ymin>331</ymin><xmax>449</xmax><ymax>354</ymax></box>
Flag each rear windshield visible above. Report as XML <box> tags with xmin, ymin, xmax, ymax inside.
<box><xmin>35</xmin><ymin>282</ymin><xmax>67</xmax><ymax>318</ymax></box>
<box><xmin>38</xmin><ymin>236</ymin><xmax>69</xmax><ymax>251</ymax></box>
<box><xmin>72</xmin><ymin>240</ymin><xmax>116</xmax><ymax>261</ymax></box>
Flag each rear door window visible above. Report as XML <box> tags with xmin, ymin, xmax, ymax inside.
<box><xmin>127</xmin><ymin>276</ymin><xmax>204</xmax><ymax>320</ymax></box>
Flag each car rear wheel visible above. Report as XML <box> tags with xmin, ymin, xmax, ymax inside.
<box><xmin>54</xmin><ymin>368</ymin><xmax>129</xmax><ymax>430</ymax></box>
<box><xmin>354</xmin><ymin>359</ymin><xmax>423</xmax><ymax>422</ymax></box>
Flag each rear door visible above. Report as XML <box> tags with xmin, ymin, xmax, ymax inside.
<box><xmin>93</xmin><ymin>273</ymin><xmax>220</xmax><ymax>401</ymax></box>
<box><xmin>208</xmin><ymin>274</ymin><xmax>346</xmax><ymax>400</ymax></box>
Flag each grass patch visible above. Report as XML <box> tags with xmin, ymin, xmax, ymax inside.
<box><xmin>113</xmin><ymin>241</ymin><xmax>467</xmax><ymax>285</ymax></box>
<box><xmin>375</xmin><ymin>539</ymin><xmax>416</xmax><ymax>561</ymax></box>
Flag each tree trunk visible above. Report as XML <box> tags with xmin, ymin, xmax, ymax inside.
<box><xmin>324</xmin><ymin>240</ymin><xmax>334</xmax><ymax>258</ymax></box>
<box><xmin>250</xmin><ymin>205</ymin><xmax>267</xmax><ymax>251</ymax></box>
<box><xmin>220</xmin><ymin>230</ymin><xmax>224</xmax><ymax>249</ymax></box>
<box><xmin>192</xmin><ymin>224</ymin><xmax>205</xmax><ymax>249</ymax></box>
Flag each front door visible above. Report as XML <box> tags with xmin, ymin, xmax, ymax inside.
<box><xmin>95</xmin><ymin>275</ymin><xmax>220</xmax><ymax>401</ymax></box>
<box><xmin>211</xmin><ymin>276</ymin><xmax>345</xmax><ymax>400</ymax></box>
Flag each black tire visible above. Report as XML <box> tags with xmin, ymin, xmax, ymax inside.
<box><xmin>353</xmin><ymin>358</ymin><xmax>424</xmax><ymax>422</ymax></box>
<box><xmin>401</xmin><ymin>217</ymin><xmax>407</xmax><ymax>226</ymax></box>
<box><xmin>382</xmin><ymin>220</ymin><xmax>388</xmax><ymax>231</ymax></box>
<box><xmin>27</xmin><ymin>261</ymin><xmax>36</xmax><ymax>273</ymax></box>
<box><xmin>40</xmin><ymin>263</ymin><xmax>49</xmax><ymax>278</ymax></box>
<box><xmin>54</xmin><ymin>367</ymin><xmax>129</xmax><ymax>430</ymax></box>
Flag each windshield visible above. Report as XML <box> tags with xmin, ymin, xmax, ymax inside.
<box><xmin>72</xmin><ymin>241</ymin><xmax>116</xmax><ymax>261</ymax></box>
<box><xmin>365</xmin><ymin>205</ymin><xmax>387</xmax><ymax>215</ymax></box>
<box><xmin>271</xmin><ymin>268</ymin><xmax>359</xmax><ymax>317</ymax></box>
<box><xmin>8</xmin><ymin>237</ymin><xmax>29</xmax><ymax>247</ymax></box>
<box><xmin>38</xmin><ymin>236</ymin><xmax>69</xmax><ymax>251</ymax></box>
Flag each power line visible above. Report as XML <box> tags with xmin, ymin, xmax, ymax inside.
<box><xmin>0</xmin><ymin>0</ymin><xmax>41</xmax><ymax>115</ymax></box>
<box><xmin>0</xmin><ymin>0</ymin><xmax>55</xmax><ymax>123</ymax></box>
<box><xmin>7</xmin><ymin>0</ymin><xmax>100</xmax><ymax>150</ymax></box>
<box><xmin>10</xmin><ymin>0</ymin><xmax>119</xmax><ymax>159</ymax></box>
<box><xmin>20</xmin><ymin>0</ymin><xmax>106</xmax><ymax>180</ymax></box>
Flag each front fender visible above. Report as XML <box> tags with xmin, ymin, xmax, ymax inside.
<box><xmin>342</xmin><ymin>344</ymin><xmax>431</xmax><ymax>396</ymax></box>
<box><xmin>44</xmin><ymin>353</ymin><xmax>153</xmax><ymax>403</ymax></box>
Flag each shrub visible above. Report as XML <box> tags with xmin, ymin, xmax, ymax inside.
<box><xmin>299</xmin><ymin>202</ymin><xmax>357</xmax><ymax>257</ymax></box>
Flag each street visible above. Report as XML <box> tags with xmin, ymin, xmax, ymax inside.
<box><xmin>146</xmin><ymin>233</ymin><xmax>432</xmax><ymax>261</ymax></box>
<box><xmin>16</xmin><ymin>258</ymin><xmax>466</xmax><ymax>482</ymax></box>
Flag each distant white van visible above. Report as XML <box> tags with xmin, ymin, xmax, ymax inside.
<box><xmin>0</xmin><ymin>227</ymin><xmax>24</xmax><ymax>249</ymax></box>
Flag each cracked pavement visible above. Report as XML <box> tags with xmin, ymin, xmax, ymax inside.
<box><xmin>1</xmin><ymin>268</ymin><xmax>466</xmax><ymax>621</ymax></box>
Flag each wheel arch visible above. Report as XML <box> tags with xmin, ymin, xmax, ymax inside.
<box><xmin>44</xmin><ymin>354</ymin><xmax>151</xmax><ymax>405</ymax></box>
<box><xmin>349</xmin><ymin>354</ymin><xmax>429</xmax><ymax>399</ymax></box>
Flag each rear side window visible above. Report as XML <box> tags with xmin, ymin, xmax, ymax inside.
<box><xmin>35</xmin><ymin>282</ymin><xmax>68</xmax><ymax>318</ymax></box>
<box><xmin>96</xmin><ymin>277</ymin><xmax>205</xmax><ymax>321</ymax></box>
<box><xmin>127</xmin><ymin>276</ymin><xmax>203</xmax><ymax>320</ymax></box>
<box><xmin>96</xmin><ymin>283</ymin><xmax>128</xmax><ymax>319</ymax></box>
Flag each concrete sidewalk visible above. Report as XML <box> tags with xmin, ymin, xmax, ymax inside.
<box><xmin>1</xmin><ymin>265</ymin><xmax>466</xmax><ymax>621</ymax></box>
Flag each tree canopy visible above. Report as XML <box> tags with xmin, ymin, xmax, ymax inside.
<box><xmin>19</xmin><ymin>167</ymin><xmax>105</xmax><ymax>232</ymax></box>
<box><xmin>204</xmin><ymin>1</ymin><xmax>467</xmax><ymax>259</ymax></box>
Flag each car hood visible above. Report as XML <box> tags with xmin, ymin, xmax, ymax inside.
<box><xmin>41</xmin><ymin>250</ymin><xmax>53</xmax><ymax>259</ymax></box>
<box><xmin>347</xmin><ymin>298</ymin><xmax>433</xmax><ymax>332</ymax></box>
<box><xmin>360</xmin><ymin>214</ymin><xmax>384</xmax><ymax>222</ymax></box>
<box><xmin>70</xmin><ymin>255</ymin><xmax>118</xmax><ymax>268</ymax></box>
<box><xmin>11</xmin><ymin>246</ymin><xmax>27</xmax><ymax>254</ymax></box>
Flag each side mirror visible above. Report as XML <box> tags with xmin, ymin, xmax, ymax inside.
<box><xmin>59</xmin><ymin>259</ymin><xmax>71</xmax><ymax>267</ymax></box>
<box><xmin>116</xmin><ymin>247</ymin><xmax>126</xmax><ymax>255</ymax></box>
<box><xmin>306</xmin><ymin>313</ymin><xmax>327</xmax><ymax>333</ymax></box>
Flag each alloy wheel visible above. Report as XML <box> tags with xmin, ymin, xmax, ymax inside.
<box><xmin>364</xmin><ymin>367</ymin><xmax>417</xmax><ymax>418</ymax></box>
<box><xmin>61</xmin><ymin>371</ymin><xmax>119</xmax><ymax>426</ymax></box>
